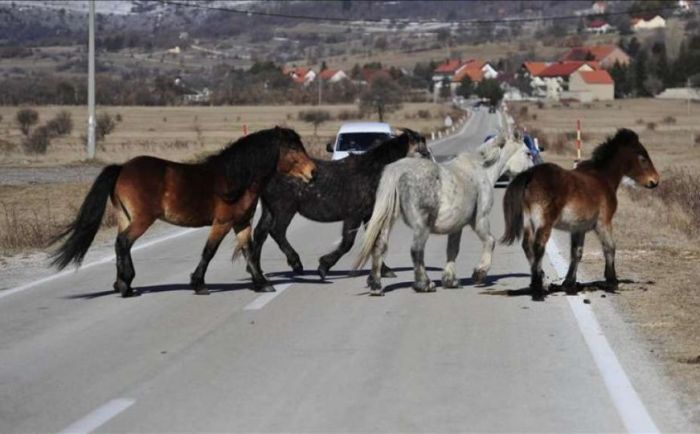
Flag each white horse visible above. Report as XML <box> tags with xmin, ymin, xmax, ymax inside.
<box><xmin>354</xmin><ymin>111</ymin><xmax>533</xmax><ymax>296</ymax></box>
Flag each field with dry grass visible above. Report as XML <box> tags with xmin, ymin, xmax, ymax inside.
<box><xmin>0</xmin><ymin>102</ymin><xmax>459</xmax><ymax>258</ymax></box>
<box><xmin>511</xmin><ymin>98</ymin><xmax>700</xmax><ymax>424</ymax></box>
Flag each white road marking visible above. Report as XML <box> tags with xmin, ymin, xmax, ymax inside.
<box><xmin>58</xmin><ymin>398</ymin><xmax>134</xmax><ymax>434</ymax></box>
<box><xmin>546</xmin><ymin>238</ymin><xmax>660</xmax><ymax>434</ymax></box>
<box><xmin>244</xmin><ymin>283</ymin><xmax>292</xmax><ymax>310</ymax></box>
<box><xmin>0</xmin><ymin>228</ymin><xmax>199</xmax><ymax>301</ymax></box>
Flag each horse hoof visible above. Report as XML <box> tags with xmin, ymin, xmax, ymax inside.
<box><xmin>472</xmin><ymin>269</ymin><xmax>487</xmax><ymax>284</ymax></box>
<box><xmin>318</xmin><ymin>265</ymin><xmax>328</xmax><ymax>280</ymax></box>
<box><xmin>122</xmin><ymin>288</ymin><xmax>140</xmax><ymax>298</ymax></box>
<box><xmin>194</xmin><ymin>287</ymin><xmax>210</xmax><ymax>295</ymax></box>
<box><xmin>414</xmin><ymin>281</ymin><xmax>436</xmax><ymax>293</ymax></box>
<box><xmin>381</xmin><ymin>268</ymin><xmax>397</xmax><ymax>278</ymax></box>
<box><xmin>562</xmin><ymin>282</ymin><xmax>578</xmax><ymax>295</ymax></box>
<box><xmin>442</xmin><ymin>277</ymin><xmax>461</xmax><ymax>289</ymax></box>
<box><xmin>255</xmin><ymin>285</ymin><xmax>276</xmax><ymax>293</ymax></box>
<box><xmin>369</xmin><ymin>288</ymin><xmax>385</xmax><ymax>297</ymax></box>
<box><xmin>292</xmin><ymin>264</ymin><xmax>304</xmax><ymax>275</ymax></box>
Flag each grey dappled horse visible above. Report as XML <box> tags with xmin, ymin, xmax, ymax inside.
<box><xmin>354</xmin><ymin>111</ymin><xmax>532</xmax><ymax>296</ymax></box>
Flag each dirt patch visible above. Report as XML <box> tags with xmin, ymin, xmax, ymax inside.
<box><xmin>525</xmin><ymin>99</ymin><xmax>700</xmax><ymax>425</ymax></box>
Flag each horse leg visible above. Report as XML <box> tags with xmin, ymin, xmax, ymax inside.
<box><xmin>268</xmin><ymin>212</ymin><xmax>303</xmax><ymax>275</ymax></box>
<box><xmin>471</xmin><ymin>213</ymin><xmax>495</xmax><ymax>284</ymax></box>
<box><xmin>563</xmin><ymin>232</ymin><xmax>585</xmax><ymax>294</ymax></box>
<box><xmin>236</xmin><ymin>223</ymin><xmax>275</xmax><ymax>293</ymax></box>
<box><xmin>113</xmin><ymin>216</ymin><xmax>153</xmax><ymax>298</ymax></box>
<box><xmin>522</xmin><ymin>225</ymin><xmax>535</xmax><ymax>267</ymax></box>
<box><xmin>190</xmin><ymin>222</ymin><xmax>231</xmax><ymax>295</ymax></box>
<box><xmin>411</xmin><ymin>227</ymin><xmax>435</xmax><ymax>293</ymax></box>
<box><xmin>530</xmin><ymin>226</ymin><xmax>552</xmax><ymax>301</ymax></box>
<box><xmin>362</xmin><ymin>216</ymin><xmax>396</xmax><ymax>278</ymax></box>
<box><xmin>442</xmin><ymin>229</ymin><xmax>462</xmax><ymax>288</ymax></box>
<box><xmin>249</xmin><ymin>203</ymin><xmax>273</xmax><ymax>276</ymax></box>
<box><xmin>318</xmin><ymin>219</ymin><xmax>360</xmax><ymax>280</ymax></box>
<box><xmin>595</xmin><ymin>223</ymin><xmax>617</xmax><ymax>291</ymax></box>
<box><xmin>367</xmin><ymin>219</ymin><xmax>392</xmax><ymax>296</ymax></box>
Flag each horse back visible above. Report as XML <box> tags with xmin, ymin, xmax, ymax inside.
<box><xmin>116</xmin><ymin>156</ymin><xmax>247</xmax><ymax>227</ymax></box>
<box><xmin>526</xmin><ymin>163</ymin><xmax>616</xmax><ymax>229</ymax></box>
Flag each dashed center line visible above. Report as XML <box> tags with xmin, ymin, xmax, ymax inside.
<box><xmin>58</xmin><ymin>398</ymin><xmax>134</xmax><ymax>434</ymax></box>
<box><xmin>244</xmin><ymin>283</ymin><xmax>292</xmax><ymax>310</ymax></box>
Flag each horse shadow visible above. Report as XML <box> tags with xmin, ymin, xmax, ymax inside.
<box><xmin>479</xmin><ymin>278</ymin><xmax>646</xmax><ymax>302</ymax></box>
<box><xmin>355</xmin><ymin>272</ymin><xmax>530</xmax><ymax>296</ymax></box>
<box><xmin>265</xmin><ymin>266</ymin><xmax>443</xmax><ymax>281</ymax></box>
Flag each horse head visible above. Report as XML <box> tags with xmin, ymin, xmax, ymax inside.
<box><xmin>274</xmin><ymin>126</ymin><xmax>317</xmax><ymax>183</ymax></box>
<box><xmin>609</xmin><ymin>129</ymin><xmax>659</xmax><ymax>189</ymax></box>
<box><xmin>398</xmin><ymin>128</ymin><xmax>433</xmax><ymax>160</ymax></box>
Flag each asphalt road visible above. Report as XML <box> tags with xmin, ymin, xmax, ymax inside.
<box><xmin>0</xmin><ymin>107</ymin><xmax>685</xmax><ymax>433</ymax></box>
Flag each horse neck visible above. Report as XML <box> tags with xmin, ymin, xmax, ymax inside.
<box><xmin>364</xmin><ymin>139</ymin><xmax>409</xmax><ymax>166</ymax></box>
<box><xmin>485</xmin><ymin>141</ymin><xmax>518</xmax><ymax>186</ymax></box>
<box><xmin>578</xmin><ymin>157</ymin><xmax>628</xmax><ymax>191</ymax></box>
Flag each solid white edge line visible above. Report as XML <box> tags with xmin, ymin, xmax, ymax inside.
<box><xmin>244</xmin><ymin>283</ymin><xmax>292</xmax><ymax>311</ymax></box>
<box><xmin>0</xmin><ymin>228</ymin><xmax>200</xmax><ymax>300</ymax></box>
<box><xmin>545</xmin><ymin>237</ymin><xmax>660</xmax><ymax>434</ymax></box>
<box><xmin>58</xmin><ymin>398</ymin><xmax>135</xmax><ymax>434</ymax></box>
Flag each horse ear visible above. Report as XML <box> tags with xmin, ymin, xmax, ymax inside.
<box><xmin>494</xmin><ymin>133</ymin><xmax>507</xmax><ymax>149</ymax></box>
<box><xmin>513</xmin><ymin>129</ymin><xmax>523</xmax><ymax>141</ymax></box>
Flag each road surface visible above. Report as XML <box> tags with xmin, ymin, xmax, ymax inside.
<box><xmin>0</xmin><ymin>107</ymin><xmax>688</xmax><ymax>433</ymax></box>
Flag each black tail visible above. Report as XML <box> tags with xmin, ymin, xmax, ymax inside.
<box><xmin>50</xmin><ymin>165</ymin><xmax>122</xmax><ymax>269</ymax></box>
<box><xmin>501</xmin><ymin>169</ymin><xmax>534</xmax><ymax>245</ymax></box>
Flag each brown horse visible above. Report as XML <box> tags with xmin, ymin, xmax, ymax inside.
<box><xmin>51</xmin><ymin>127</ymin><xmax>316</xmax><ymax>297</ymax></box>
<box><xmin>502</xmin><ymin>129</ymin><xmax>659</xmax><ymax>300</ymax></box>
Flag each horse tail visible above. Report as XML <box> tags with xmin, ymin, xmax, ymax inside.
<box><xmin>501</xmin><ymin>169</ymin><xmax>534</xmax><ymax>245</ymax></box>
<box><xmin>50</xmin><ymin>165</ymin><xmax>122</xmax><ymax>269</ymax></box>
<box><xmin>231</xmin><ymin>222</ymin><xmax>253</xmax><ymax>263</ymax></box>
<box><xmin>354</xmin><ymin>166</ymin><xmax>402</xmax><ymax>270</ymax></box>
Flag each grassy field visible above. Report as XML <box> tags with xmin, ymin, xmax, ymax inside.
<box><xmin>0</xmin><ymin>103</ymin><xmax>460</xmax><ymax>166</ymax></box>
<box><xmin>511</xmin><ymin>98</ymin><xmax>700</xmax><ymax>425</ymax></box>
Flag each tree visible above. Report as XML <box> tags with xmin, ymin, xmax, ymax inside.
<box><xmin>359</xmin><ymin>76</ymin><xmax>403</xmax><ymax>122</ymax></box>
<box><xmin>609</xmin><ymin>61</ymin><xmax>631</xmax><ymax>98</ymax></box>
<box><xmin>456</xmin><ymin>76</ymin><xmax>473</xmax><ymax>98</ymax></box>
<box><xmin>632</xmin><ymin>48</ymin><xmax>650</xmax><ymax>96</ymax></box>
<box><xmin>16</xmin><ymin>108</ymin><xmax>39</xmax><ymax>135</ymax></box>
<box><xmin>298</xmin><ymin>109</ymin><xmax>331</xmax><ymax>136</ymax></box>
<box><xmin>475</xmin><ymin>78</ymin><xmax>504</xmax><ymax>106</ymax></box>
<box><xmin>439</xmin><ymin>76</ymin><xmax>451</xmax><ymax>99</ymax></box>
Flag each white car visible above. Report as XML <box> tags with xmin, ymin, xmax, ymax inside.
<box><xmin>326</xmin><ymin>122</ymin><xmax>393</xmax><ymax>160</ymax></box>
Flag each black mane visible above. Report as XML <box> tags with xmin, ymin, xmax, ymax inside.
<box><xmin>585</xmin><ymin>128</ymin><xmax>646</xmax><ymax>167</ymax></box>
<box><xmin>205</xmin><ymin>126</ymin><xmax>303</xmax><ymax>203</ymax></box>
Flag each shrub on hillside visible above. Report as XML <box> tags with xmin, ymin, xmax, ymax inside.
<box><xmin>16</xmin><ymin>108</ymin><xmax>39</xmax><ymax>135</ymax></box>
<box><xmin>96</xmin><ymin>112</ymin><xmax>117</xmax><ymax>142</ymax></box>
<box><xmin>46</xmin><ymin>111</ymin><xmax>73</xmax><ymax>137</ymax></box>
<box><xmin>22</xmin><ymin>126</ymin><xmax>50</xmax><ymax>154</ymax></box>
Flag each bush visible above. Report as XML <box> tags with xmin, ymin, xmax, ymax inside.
<box><xmin>536</xmin><ymin>101</ymin><xmax>545</xmax><ymax>109</ymax></box>
<box><xmin>22</xmin><ymin>126</ymin><xmax>50</xmax><ymax>154</ymax></box>
<box><xmin>96</xmin><ymin>112</ymin><xmax>116</xmax><ymax>142</ymax></box>
<box><xmin>115</xmin><ymin>113</ymin><xmax>123</xmax><ymax>122</ymax></box>
<box><xmin>16</xmin><ymin>108</ymin><xmax>39</xmax><ymax>135</ymax></box>
<box><xmin>416</xmin><ymin>109</ymin><xmax>431</xmax><ymax>119</ymax></box>
<box><xmin>298</xmin><ymin>109</ymin><xmax>331</xmax><ymax>135</ymax></box>
<box><xmin>636</xmin><ymin>118</ymin><xmax>645</xmax><ymax>125</ymax></box>
<box><xmin>661</xmin><ymin>116</ymin><xmax>676</xmax><ymax>125</ymax></box>
<box><xmin>646</xmin><ymin>122</ymin><xmax>656</xmax><ymax>131</ymax></box>
<box><xmin>46</xmin><ymin>111</ymin><xmax>73</xmax><ymax>137</ymax></box>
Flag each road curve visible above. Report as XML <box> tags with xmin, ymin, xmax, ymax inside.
<box><xmin>0</xmin><ymin>107</ymin><xmax>686</xmax><ymax>432</ymax></box>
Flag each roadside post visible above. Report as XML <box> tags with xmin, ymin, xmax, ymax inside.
<box><xmin>574</xmin><ymin>119</ymin><xmax>581</xmax><ymax>168</ymax></box>
<box><xmin>242</xmin><ymin>124</ymin><xmax>249</xmax><ymax>136</ymax></box>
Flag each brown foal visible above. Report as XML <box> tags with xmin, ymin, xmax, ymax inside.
<box><xmin>502</xmin><ymin>129</ymin><xmax>659</xmax><ymax>300</ymax></box>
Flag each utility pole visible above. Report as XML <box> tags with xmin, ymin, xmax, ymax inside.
<box><xmin>87</xmin><ymin>0</ymin><xmax>96</xmax><ymax>159</ymax></box>
<box><xmin>318</xmin><ymin>76</ymin><xmax>322</xmax><ymax>106</ymax></box>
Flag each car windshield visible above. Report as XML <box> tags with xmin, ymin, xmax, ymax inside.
<box><xmin>337</xmin><ymin>132</ymin><xmax>391</xmax><ymax>152</ymax></box>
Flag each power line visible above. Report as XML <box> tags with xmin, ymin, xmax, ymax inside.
<box><xmin>161</xmin><ymin>1</ymin><xmax>682</xmax><ymax>27</ymax></box>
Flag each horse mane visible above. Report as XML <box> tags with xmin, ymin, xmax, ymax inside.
<box><xmin>205</xmin><ymin>127</ymin><xmax>300</xmax><ymax>203</ymax></box>
<box><xmin>583</xmin><ymin>128</ymin><xmax>646</xmax><ymax>168</ymax></box>
<box><xmin>475</xmin><ymin>135</ymin><xmax>506</xmax><ymax>168</ymax></box>
<box><xmin>355</xmin><ymin>132</ymin><xmax>410</xmax><ymax>166</ymax></box>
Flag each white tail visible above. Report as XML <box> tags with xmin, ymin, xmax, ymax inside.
<box><xmin>353</xmin><ymin>166</ymin><xmax>403</xmax><ymax>270</ymax></box>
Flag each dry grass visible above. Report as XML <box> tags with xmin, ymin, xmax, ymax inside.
<box><xmin>0</xmin><ymin>183</ymin><xmax>117</xmax><ymax>255</ymax></box>
<box><xmin>524</xmin><ymin>98</ymin><xmax>700</xmax><ymax>425</ymax></box>
<box><xmin>0</xmin><ymin>103</ymin><xmax>454</xmax><ymax>166</ymax></box>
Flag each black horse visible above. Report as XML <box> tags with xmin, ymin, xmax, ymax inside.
<box><xmin>248</xmin><ymin>129</ymin><xmax>431</xmax><ymax>280</ymax></box>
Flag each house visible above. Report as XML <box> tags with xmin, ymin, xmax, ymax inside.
<box><xmin>432</xmin><ymin>58</ymin><xmax>498</xmax><ymax>96</ymax></box>
<box><xmin>318</xmin><ymin>69</ymin><xmax>348</xmax><ymax>83</ymax></box>
<box><xmin>283</xmin><ymin>66</ymin><xmax>316</xmax><ymax>86</ymax></box>
<box><xmin>632</xmin><ymin>15</ymin><xmax>666</xmax><ymax>31</ymax></box>
<box><xmin>358</xmin><ymin>67</ymin><xmax>391</xmax><ymax>85</ymax></box>
<box><xmin>560</xmin><ymin>45</ymin><xmax>630</xmax><ymax>68</ymax></box>
<box><xmin>592</xmin><ymin>1</ymin><xmax>606</xmax><ymax>14</ymax></box>
<box><xmin>568</xmin><ymin>69</ymin><xmax>614</xmax><ymax>101</ymax></box>
<box><xmin>586</xmin><ymin>19</ymin><xmax>614</xmax><ymax>34</ymax></box>
<box><xmin>536</xmin><ymin>61</ymin><xmax>600</xmax><ymax>100</ymax></box>
<box><xmin>521</xmin><ymin>62</ymin><xmax>550</xmax><ymax>97</ymax></box>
